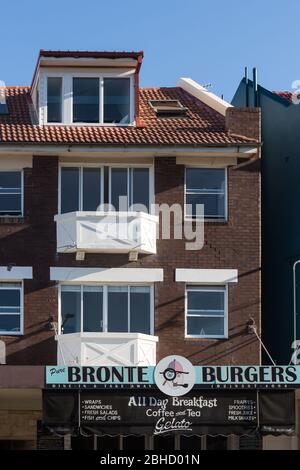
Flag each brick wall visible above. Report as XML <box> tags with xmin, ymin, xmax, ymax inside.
<box><xmin>226</xmin><ymin>107</ymin><xmax>261</xmax><ymax>143</ymax></box>
<box><xmin>0</xmin><ymin>154</ymin><xmax>260</xmax><ymax>365</ymax></box>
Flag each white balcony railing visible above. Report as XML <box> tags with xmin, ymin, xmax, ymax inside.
<box><xmin>56</xmin><ymin>332</ymin><xmax>158</xmax><ymax>366</ymax></box>
<box><xmin>54</xmin><ymin>211</ymin><xmax>158</xmax><ymax>255</ymax></box>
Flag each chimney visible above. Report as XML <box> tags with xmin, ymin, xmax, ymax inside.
<box><xmin>225</xmin><ymin>107</ymin><xmax>261</xmax><ymax>143</ymax></box>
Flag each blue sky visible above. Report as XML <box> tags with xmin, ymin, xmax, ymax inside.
<box><xmin>1</xmin><ymin>0</ymin><xmax>299</xmax><ymax>101</ymax></box>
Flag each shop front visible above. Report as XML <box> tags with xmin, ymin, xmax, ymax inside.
<box><xmin>40</xmin><ymin>361</ymin><xmax>297</xmax><ymax>451</ymax></box>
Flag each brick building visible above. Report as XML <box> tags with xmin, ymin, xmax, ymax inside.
<box><xmin>0</xmin><ymin>50</ymin><xmax>262</xmax><ymax>450</ymax></box>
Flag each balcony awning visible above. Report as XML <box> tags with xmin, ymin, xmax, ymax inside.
<box><xmin>42</xmin><ymin>389</ymin><xmax>295</xmax><ymax>437</ymax></box>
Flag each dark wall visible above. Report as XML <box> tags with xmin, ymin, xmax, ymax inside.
<box><xmin>0</xmin><ymin>155</ymin><xmax>260</xmax><ymax>365</ymax></box>
<box><xmin>233</xmin><ymin>80</ymin><xmax>300</xmax><ymax>364</ymax></box>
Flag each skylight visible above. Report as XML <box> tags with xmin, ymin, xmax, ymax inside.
<box><xmin>149</xmin><ymin>99</ymin><xmax>187</xmax><ymax>116</ymax></box>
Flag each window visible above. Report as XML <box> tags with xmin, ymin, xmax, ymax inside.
<box><xmin>110</xmin><ymin>167</ymin><xmax>150</xmax><ymax>212</ymax></box>
<box><xmin>60</xmin><ymin>166</ymin><xmax>150</xmax><ymax>214</ymax></box>
<box><xmin>60</xmin><ymin>167</ymin><xmax>102</xmax><ymax>213</ymax></box>
<box><xmin>44</xmin><ymin>75</ymin><xmax>132</xmax><ymax>125</ymax></box>
<box><xmin>104</xmin><ymin>78</ymin><xmax>130</xmax><ymax>124</ymax></box>
<box><xmin>47</xmin><ymin>78</ymin><xmax>62</xmax><ymax>123</ymax></box>
<box><xmin>185</xmin><ymin>168</ymin><xmax>226</xmax><ymax>219</ymax></box>
<box><xmin>149</xmin><ymin>100</ymin><xmax>187</xmax><ymax>116</ymax></box>
<box><xmin>60</xmin><ymin>285</ymin><xmax>152</xmax><ymax>334</ymax></box>
<box><xmin>186</xmin><ymin>286</ymin><xmax>227</xmax><ymax>338</ymax></box>
<box><xmin>0</xmin><ymin>171</ymin><xmax>22</xmax><ymax>216</ymax></box>
<box><xmin>0</xmin><ymin>283</ymin><xmax>22</xmax><ymax>335</ymax></box>
<box><xmin>73</xmin><ymin>78</ymin><xmax>99</xmax><ymax>123</ymax></box>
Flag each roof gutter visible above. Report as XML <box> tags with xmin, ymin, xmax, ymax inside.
<box><xmin>0</xmin><ymin>143</ymin><xmax>259</xmax><ymax>157</ymax></box>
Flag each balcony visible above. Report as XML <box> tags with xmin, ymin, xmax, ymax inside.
<box><xmin>54</xmin><ymin>211</ymin><xmax>158</xmax><ymax>255</ymax></box>
<box><xmin>56</xmin><ymin>332</ymin><xmax>158</xmax><ymax>366</ymax></box>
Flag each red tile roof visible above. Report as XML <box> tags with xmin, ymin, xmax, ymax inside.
<box><xmin>0</xmin><ymin>86</ymin><xmax>257</xmax><ymax>146</ymax></box>
<box><xmin>39</xmin><ymin>50</ymin><xmax>144</xmax><ymax>59</ymax></box>
<box><xmin>273</xmin><ymin>91</ymin><xmax>300</xmax><ymax>104</ymax></box>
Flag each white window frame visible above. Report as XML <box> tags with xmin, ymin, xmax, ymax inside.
<box><xmin>46</xmin><ymin>77</ymin><xmax>63</xmax><ymax>124</ymax></box>
<box><xmin>108</xmin><ymin>164</ymin><xmax>154</xmax><ymax>213</ymax></box>
<box><xmin>0</xmin><ymin>281</ymin><xmax>24</xmax><ymax>336</ymax></box>
<box><xmin>58</xmin><ymin>163</ymin><xmax>154</xmax><ymax>215</ymax></box>
<box><xmin>58</xmin><ymin>283</ymin><xmax>154</xmax><ymax>335</ymax></box>
<box><xmin>184</xmin><ymin>166</ymin><xmax>228</xmax><ymax>222</ymax></box>
<box><xmin>58</xmin><ymin>164</ymin><xmax>104</xmax><ymax>214</ymax></box>
<box><xmin>185</xmin><ymin>285</ymin><xmax>228</xmax><ymax>339</ymax></box>
<box><xmin>43</xmin><ymin>72</ymin><xmax>135</xmax><ymax>126</ymax></box>
<box><xmin>0</xmin><ymin>170</ymin><xmax>24</xmax><ymax>218</ymax></box>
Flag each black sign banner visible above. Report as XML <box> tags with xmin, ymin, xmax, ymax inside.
<box><xmin>42</xmin><ymin>389</ymin><xmax>295</xmax><ymax>436</ymax></box>
<box><xmin>79</xmin><ymin>390</ymin><xmax>257</xmax><ymax>435</ymax></box>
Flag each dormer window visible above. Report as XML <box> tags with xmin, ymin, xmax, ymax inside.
<box><xmin>47</xmin><ymin>77</ymin><xmax>62</xmax><ymax>123</ymax></box>
<box><xmin>104</xmin><ymin>78</ymin><xmax>130</xmax><ymax>124</ymax></box>
<box><xmin>31</xmin><ymin>50</ymin><xmax>142</xmax><ymax>126</ymax></box>
<box><xmin>44</xmin><ymin>75</ymin><xmax>133</xmax><ymax>125</ymax></box>
<box><xmin>73</xmin><ymin>78</ymin><xmax>99</xmax><ymax>123</ymax></box>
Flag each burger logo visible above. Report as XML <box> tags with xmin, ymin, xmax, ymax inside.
<box><xmin>154</xmin><ymin>355</ymin><xmax>196</xmax><ymax>396</ymax></box>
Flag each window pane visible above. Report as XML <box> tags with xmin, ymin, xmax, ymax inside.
<box><xmin>73</xmin><ymin>78</ymin><xmax>99</xmax><ymax>123</ymax></box>
<box><xmin>187</xmin><ymin>317</ymin><xmax>224</xmax><ymax>336</ymax></box>
<box><xmin>47</xmin><ymin>78</ymin><xmax>62</xmax><ymax>123</ymax></box>
<box><xmin>0</xmin><ymin>172</ymin><xmax>21</xmax><ymax>189</ymax></box>
<box><xmin>110</xmin><ymin>168</ymin><xmax>128</xmax><ymax>211</ymax></box>
<box><xmin>186</xmin><ymin>193</ymin><xmax>225</xmax><ymax>219</ymax></box>
<box><xmin>107</xmin><ymin>287</ymin><xmax>128</xmax><ymax>332</ymax></box>
<box><xmin>130</xmin><ymin>287</ymin><xmax>151</xmax><ymax>334</ymax></box>
<box><xmin>186</xmin><ymin>168</ymin><xmax>225</xmax><ymax>191</ymax></box>
<box><xmin>0</xmin><ymin>195</ymin><xmax>22</xmax><ymax>215</ymax></box>
<box><xmin>131</xmin><ymin>168</ymin><xmax>149</xmax><ymax>212</ymax></box>
<box><xmin>83</xmin><ymin>168</ymin><xmax>102</xmax><ymax>211</ymax></box>
<box><xmin>0</xmin><ymin>315</ymin><xmax>20</xmax><ymax>333</ymax></box>
<box><xmin>61</xmin><ymin>289</ymin><xmax>81</xmax><ymax>334</ymax></box>
<box><xmin>104</xmin><ymin>78</ymin><xmax>130</xmax><ymax>124</ymax></box>
<box><xmin>0</xmin><ymin>289</ymin><xmax>20</xmax><ymax>313</ymax></box>
<box><xmin>83</xmin><ymin>287</ymin><xmax>103</xmax><ymax>332</ymax></box>
<box><xmin>60</xmin><ymin>168</ymin><xmax>80</xmax><ymax>213</ymax></box>
<box><xmin>0</xmin><ymin>172</ymin><xmax>22</xmax><ymax>216</ymax></box>
<box><xmin>187</xmin><ymin>289</ymin><xmax>224</xmax><ymax>315</ymax></box>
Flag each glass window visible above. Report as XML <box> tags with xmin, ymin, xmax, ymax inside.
<box><xmin>83</xmin><ymin>286</ymin><xmax>103</xmax><ymax>332</ymax></box>
<box><xmin>104</xmin><ymin>78</ymin><xmax>130</xmax><ymax>124</ymax></box>
<box><xmin>130</xmin><ymin>286</ymin><xmax>151</xmax><ymax>334</ymax></box>
<box><xmin>82</xmin><ymin>168</ymin><xmax>102</xmax><ymax>211</ymax></box>
<box><xmin>60</xmin><ymin>167</ymin><xmax>102</xmax><ymax>213</ymax></box>
<box><xmin>60</xmin><ymin>285</ymin><xmax>152</xmax><ymax>334</ymax></box>
<box><xmin>186</xmin><ymin>286</ymin><xmax>226</xmax><ymax>338</ymax></box>
<box><xmin>0</xmin><ymin>283</ymin><xmax>22</xmax><ymax>334</ymax></box>
<box><xmin>0</xmin><ymin>171</ymin><xmax>22</xmax><ymax>216</ymax></box>
<box><xmin>185</xmin><ymin>168</ymin><xmax>226</xmax><ymax>219</ymax></box>
<box><xmin>131</xmin><ymin>168</ymin><xmax>149</xmax><ymax>212</ymax></box>
<box><xmin>110</xmin><ymin>167</ymin><xmax>150</xmax><ymax>212</ymax></box>
<box><xmin>60</xmin><ymin>167</ymin><xmax>80</xmax><ymax>214</ymax></box>
<box><xmin>47</xmin><ymin>78</ymin><xmax>62</xmax><ymax>123</ymax></box>
<box><xmin>73</xmin><ymin>78</ymin><xmax>99</xmax><ymax>123</ymax></box>
<box><xmin>60</xmin><ymin>166</ymin><xmax>150</xmax><ymax>214</ymax></box>
<box><xmin>107</xmin><ymin>286</ymin><xmax>128</xmax><ymax>332</ymax></box>
<box><xmin>61</xmin><ymin>285</ymin><xmax>81</xmax><ymax>334</ymax></box>
<box><xmin>110</xmin><ymin>168</ymin><xmax>128</xmax><ymax>211</ymax></box>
